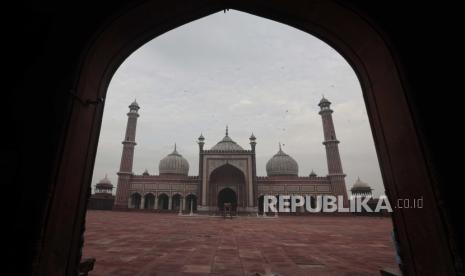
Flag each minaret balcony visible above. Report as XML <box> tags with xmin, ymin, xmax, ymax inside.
<box><xmin>318</xmin><ymin>109</ymin><xmax>333</xmax><ymax>115</ymax></box>
<box><xmin>322</xmin><ymin>139</ymin><xmax>340</xmax><ymax>145</ymax></box>
<box><xmin>122</xmin><ymin>140</ymin><xmax>137</xmax><ymax>145</ymax></box>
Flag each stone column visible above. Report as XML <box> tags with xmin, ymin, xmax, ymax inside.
<box><xmin>168</xmin><ymin>196</ymin><xmax>172</xmax><ymax>210</ymax></box>
<box><xmin>127</xmin><ymin>196</ymin><xmax>132</xmax><ymax>208</ymax></box>
<box><xmin>182</xmin><ymin>197</ymin><xmax>186</xmax><ymax>211</ymax></box>
<box><xmin>154</xmin><ymin>196</ymin><xmax>158</xmax><ymax>210</ymax></box>
<box><xmin>140</xmin><ymin>196</ymin><xmax>145</xmax><ymax>209</ymax></box>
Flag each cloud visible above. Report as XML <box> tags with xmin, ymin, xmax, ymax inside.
<box><xmin>92</xmin><ymin>10</ymin><xmax>385</xmax><ymax>197</ymax></box>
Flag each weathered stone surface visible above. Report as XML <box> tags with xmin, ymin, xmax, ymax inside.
<box><xmin>83</xmin><ymin>211</ymin><xmax>396</xmax><ymax>275</ymax></box>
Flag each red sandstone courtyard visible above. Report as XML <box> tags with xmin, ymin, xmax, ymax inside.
<box><xmin>83</xmin><ymin>211</ymin><xmax>397</xmax><ymax>276</ymax></box>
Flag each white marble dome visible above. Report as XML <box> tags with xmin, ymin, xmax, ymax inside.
<box><xmin>266</xmin><ymin>144</ymin><xmax>299</xmax><ymax>176</ymax></box>
<box><xmin>158</xmin><ymin>145</ymin><xmax>189</xmax><ymax>175</ymax></box>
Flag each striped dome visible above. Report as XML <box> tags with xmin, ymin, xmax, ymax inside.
<box><xmin>210</xmin><ymin>126</ymin><xmax>244</xmax><ymax>151</ymax></box>
<box><xmin>96</xmin><ymin>174</ymin><xmax>113</xmax><ymax>189</ymax></box>
<box><xmin>266</xmin><ymin>144</ymin><xmax>298</xmax><ymax>176</ymax></box>
<box><xmin>352</xmin><ymin>177</ymin><xmax>370</xmax><ymax>189</ymax></box>
<box><xmin>158</xmin><ymin>145</ymin><xmax>189</xmax><ymax>175</ymax></box>
<box><xmin>211</xmin><ymin>135</ymin><xmax>244</xmax><ymax>151</ymax></box>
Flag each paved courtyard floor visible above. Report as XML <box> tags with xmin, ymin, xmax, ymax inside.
<box><xmin>83</xmin><ymin>211</ymin><xmax>397</xmax><ymax>276</ymax></box>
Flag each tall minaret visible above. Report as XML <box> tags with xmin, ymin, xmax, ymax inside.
<box><xmin>114</xmin><ymin>100</ymin><xmax>140</xmax><ymax>209</ymax></box>
<box><xmin>197</xmin><ymin>133</ymin><xmax>205</xmax><ymax>207</ymax></box>
<box><xmin>249</xmin><ymin>133</ymin><xmax>257</xmax><ymax>207</ymax></box>
<box><xmin>318</xmin><ymin>97</ymin><xmax>348</xmax><ymax>205</ymax></box>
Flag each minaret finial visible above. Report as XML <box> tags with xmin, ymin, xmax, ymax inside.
<box><xmin>174</xmin><ymin>143</ymin><xmax>177</xmax><ymax>152</ymax></box>
<box><xmin>226</xmin><ymin>125</ymin><xmax>229</xmax><ymax>136</ymax></box>
<box><xmin>279</xmin><ymin>142</ymin><xmax>282</xmax><ymax>151</ymax></box>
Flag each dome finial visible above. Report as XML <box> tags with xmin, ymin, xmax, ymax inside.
<box><xmin>225</xmin><ymin>125</ymin><xmax>229</xmax><ymax>136</ymax></box>
<box><xmin>129</xmin><ymin>99</ymin><xmax>140</xmax><ymax>109</ymax></box>
<box><xmin>279</xmin><ymin>142</ymin><xmax>282</xmax><ymax>151</ymax></box>
<box><xmin>170</xmin><ymin>143</ymin><xmax>179</xmax><ymax>155</ymax></box>
<box><xmin>318</xmin><ymin>95</ymin><xmax>331</xmax><ymax>107</ymax></box>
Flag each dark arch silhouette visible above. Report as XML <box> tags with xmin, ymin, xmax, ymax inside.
<box><xmin>144</xmin><ymin>193</ymin><xmax>155</xmax><ymax>209</ymax></box>
<box><xmin>130</xmin><ymin>193</ymin><xmax>141</xmax><ymax>209</ymax></box>
<box><xmin>35</xmin><ymin>2</ymin><xmax>458</xmax><ymax>275</ymax></box>
<box><xmin>217</xmin><ymin>188</ymin><xmax>237</xmax><ymax>211</ymax></box>
<box><xmin>186</xmin><ymin>194</ymin><xmax>197</xmax><ymax>212</ymax></box>
<box><xmin>209</xmin><ymin>164</ymin><xmax>246</xmax><ymax>208</ymax></box>
<box><xmin>158</xmin><ymin>194</ymin><xmax>169</xmax><ymax>210</ymax></box>
<box><xmin>172</xmin><ymin>194</ymin><xmax>182</xmax><ymax>210</ymax></box>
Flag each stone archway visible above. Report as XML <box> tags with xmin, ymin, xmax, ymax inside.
<box><xmin>186</xmin><ymin>194</ymin><xmax>197</xmax><ymax>212</ymax></box>
<box><xmin>208</xmin><ymin>164</ymin><xmax>246</xmax><ymax>210</ymax></box>
<box><xmin>158</xmin><ymin>194</ymin><xmax>169</xmax><ymax>210</ymax></box>
<box><xmin>172</xmin><ymin>194</ymin><xmax>182</xmax><ymax>211</ymax></box>
<box><xmin>144</xmin><ymin>193</ymin><xmax>155</xmax><ymax>209</ymax></box>
<box><xmin>37</xmin><ymin>1</ymin><xmax>459</xmax><ymax>275</ymax></box>
<box><xmin>130</xmin><ymin>193</ymin><xmax>141</xmax><ymax>209</ymax></box>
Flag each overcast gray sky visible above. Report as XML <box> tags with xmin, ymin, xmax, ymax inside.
<box><xmin>91</xmin><ymin>10</ymin><xmax>385</xmax><ymax>197</ymax></box>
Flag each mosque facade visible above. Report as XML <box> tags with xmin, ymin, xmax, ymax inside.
<box><xmin>111</xmin><ymin>97</ymin><xmax>348</xmax><ymax>213</ymax></box>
